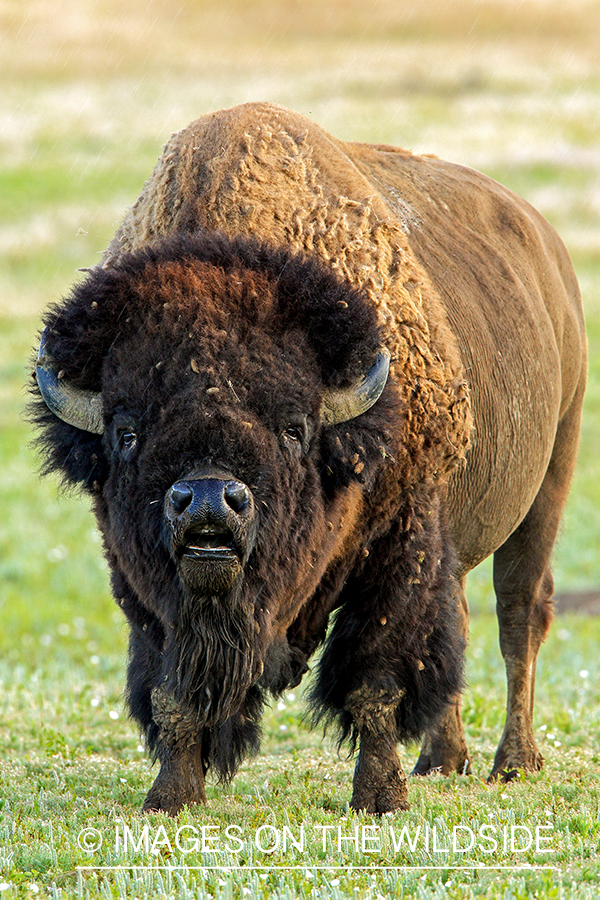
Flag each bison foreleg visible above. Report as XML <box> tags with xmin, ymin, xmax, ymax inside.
<box><xmin>309</xmin><ymin>494</ymin><xmax>464</xmax><ymax>813</ymax></box>
<box><xmin>345</xmin><ymin>684</ymin><xmax>409</xmax><ymax>814</ymax></box>
<box><xmin>143</xmin><ymin>686</ymin><xmax>207</xmax><ymax>815</ymax></box>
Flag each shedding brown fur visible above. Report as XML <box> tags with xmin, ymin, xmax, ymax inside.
<box><xmin>34</xmin><ymin>102</ymin><xmax>586</xmax><ymax>812</ymax></box>
<box><xmin>107</xmin><ymin>102</ymin><xmax>584</xmax><ymax>784</ymax></box>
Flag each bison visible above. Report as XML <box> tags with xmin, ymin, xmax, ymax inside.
<box><xmin>32</xmin><ymin>102</ymin><xmax>586</xmax><ymax>816</ymax></box>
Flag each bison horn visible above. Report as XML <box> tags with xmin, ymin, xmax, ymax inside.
<box><xmin>35</xmin><ymin>328</ymin><xmax>104</xmax><ymax>434</ymax></box>
<box><xmin>321</xmin><ymin>348</ymin><xmax>391</xmax><ymax>425</ymax></box>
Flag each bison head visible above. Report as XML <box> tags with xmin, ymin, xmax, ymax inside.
<box><xmin>32</xmin><ymin>232</ymin><xmax>394</xmax><ymax>733</ymax></box>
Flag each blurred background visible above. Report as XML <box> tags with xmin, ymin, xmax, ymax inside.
<box><xmin>1</xmin><ymin>0</ymin><xmax>600</xmax><ymax>767</ymax></box>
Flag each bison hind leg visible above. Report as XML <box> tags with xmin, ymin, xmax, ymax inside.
<box><xmin>411</xmin><ymin>699</ymin><xmax>471</xmax><ymax>777</ymax></box>
<box><xmin>412</xmin><ymin>575</ymin><xmax>471</xmax><ymax>777</ymax></box>
<box><xmin>489</xmin><ymin>381</ymin><xmax>585</xmax><ymax>781</ymax></box>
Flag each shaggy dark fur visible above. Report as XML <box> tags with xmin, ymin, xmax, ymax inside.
<box><xmin>31</xmin><ymin>231</ymin><xmax>464</xmax><ymax>813</ymax></box>
<box><xmin>309</xmin><ymin>488</ymin><xmax>463</xmax><ymax>748</ymax></box>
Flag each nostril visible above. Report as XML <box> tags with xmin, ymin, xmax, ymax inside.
<box><xmin>224</xmin><ymin>481</ymin><xmax>250</xmax><ymax>514</ymax></box>
<box><xmin>169</xmin><ymin>483</ymin><xmax>193</xmax><ymax>516</ymax></box>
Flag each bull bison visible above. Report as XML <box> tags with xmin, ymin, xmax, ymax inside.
<box><xmin>32</xmin><ymin>102</ymin><xmax>586</xmax><ymax>816</ymax></box>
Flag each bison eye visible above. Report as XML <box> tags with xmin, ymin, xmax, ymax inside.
<box><xmin>109</xmin><ymin>413</ymin><xmax>140</xmax><ymax>460</ymax></box>
<box><xmin>283</xmin><ymin>425</ymin><xmax>304</xmax><ymax>444</ymax></box>
<box><xmin>115</xmin><ymin>427</ymin><xmax>138</xmax><ymax>458</ymax></box>
<box><xmin>279</xmin><ymin>416</ymin><xmax>310</xmax><ymax>458</ymax></box>
<box><xmin>121</xmin><ymin>431</ymin><xmax>137</xmax><ymax>449</ymax></box>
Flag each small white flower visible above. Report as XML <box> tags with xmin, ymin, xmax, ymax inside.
<box><xmin>90</xmin><ymin>698</ymin><xmax>100</xmax><ymax>707</ymax></box>
<box><xmin>279</xmin><ymin>724</ymin><xmax>287</xmax><ymax>731</ymax></box>
<box><xmin>277</xmin><ymin>701</ymin><xmax>286</xmax><ymax>711</ymax></box>
<box><xmin>109</xmin><ymin>710</ymin><xmax>119</xmax><ymax>720</ymax></box>
<box><xmin>47</xmin><ymin>546</ymin><xmax>68</xmax><ymax>562</ymax></box>
<box><xmin>554</xmin><ymin>740</ymin><xmax>562</xmax><ymax>747</ymax></box>
<box><xmin>331</xmin><ymin>878</ymin><xmax>340</xmax><ymax>886</ymax></box>
<box><xmin>580</xmin><ymin>670</ymin><xmax>589</xmax><ymax>679</ymax></box>
<box><xmin>90</xmin><ymin>656</ymin><xmax>100</xmax><ymax>666</ymax></box>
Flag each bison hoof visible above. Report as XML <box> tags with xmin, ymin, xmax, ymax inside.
<box><xmin>488</xmin><ymin>741</ymin><xmax>544</xmax><ymax>784</ymax></box>
<box><xmin>411</xmin><ymin>745</ymin><xmax>471</xmax><ymax>777</ymax></box>
<box><xmin>142</xmin><ymin>786</ymin><xmax>206</xmax><ymax>816</ymax></box>
<box><xmin>142</xmin><ymin>758</ymin><xmax>207</xmax><ymax>816</ymax></box>
<box><xmin>488</xmin><ymin>750</ymin><xmax>544</xmax><ymax>784</ymax></box>
<box><xmin>486</xmin><ymin>768</ymin><xmax>520</xmax><ymax>784</ymax></box>
<box><xmin>351</xmin><ymin>767</ymin><xmax>409</xmax><ymax>815</ymax></box>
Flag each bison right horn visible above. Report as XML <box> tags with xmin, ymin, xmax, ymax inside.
<box><xmin>320</xmin><ymin>348</ymin><xmax>391</xmax><ymax>426</ymax></box>
<box><xmin>35</xmin><ymin>328</ymin><xmax>104</xmax><ymax>434</ymax></box>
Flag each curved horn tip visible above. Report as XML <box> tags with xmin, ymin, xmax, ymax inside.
<box><xmin>321</xmin><ymin>347</ymin><xmax>391</xmax><ymax>426</ymax></box>
<box><xmin>35</xmin><ymin>327</ymin><xmax>104</xmax><ymax>435</ymax></box>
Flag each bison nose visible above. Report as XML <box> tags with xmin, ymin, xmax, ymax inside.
<box><xmin>168</xmin><ymin>483</ymin><xmax>194</xmax><ymax>516</ymax></box>
<box><xmin>224</xmin><ymin>481</ymin><xmax>250</xmax><ymax>514</ymax></box>
<box><xmin>165</xmin><ymin>478</ymin><xmax>251</xmax><ymax>523</ymax></box>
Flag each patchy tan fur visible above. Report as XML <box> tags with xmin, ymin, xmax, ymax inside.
<box><xmin>104</xmin><ymin>103</ymin><xmax>472</xmax><ymax>489</ymax></box>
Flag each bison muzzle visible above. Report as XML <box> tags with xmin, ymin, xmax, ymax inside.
<box><xmin>31</xmin><ymin>102</ymin><xmax>586</xmax><ymax>816</ymax></box>
<box><xmin>165</xmin><ymin>468</ymin><xmax>255</xmax><ymax>593</ymax></box>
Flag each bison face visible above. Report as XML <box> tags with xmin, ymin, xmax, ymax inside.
<box><xmin>32</xmin><ymin>233</ymin><xmax>393</xmax><ymax>719</ymax></box>
<box><xmin>98</xmin><ymin>305</ymin><xmax>326</xmax><ymax>616</ymax></box>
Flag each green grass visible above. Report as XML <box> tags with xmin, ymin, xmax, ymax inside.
<box><xmin>2</xmin><ymin>0</ymin><xmax>600</xmax><ymax>896</ymax></box>
<box><xmin>3</xmin><ymin>613</ymin><xmax>600</xmax><ymax>898</ymax></box>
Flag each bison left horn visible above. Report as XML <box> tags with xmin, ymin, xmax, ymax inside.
<box><xmin>320</xmin><ymin>348</ymin><xmax>391</xmax><ymax>425</ymax></box>
<box><xmin>35</xmin><ymin>328</ymin><xmax>104</xmax><ymax>434</ymax></box>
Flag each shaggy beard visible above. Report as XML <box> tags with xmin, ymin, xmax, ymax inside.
<box><xmin>169</xmin><ymin>583</ymin><xmax>260</xmax><ymax>727</ymax></box>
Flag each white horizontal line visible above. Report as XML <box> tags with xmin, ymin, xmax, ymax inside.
<box><xmin>77</xmin><ymin>865</ymin><xmax>560</xmax><ymax>872</ymax></box>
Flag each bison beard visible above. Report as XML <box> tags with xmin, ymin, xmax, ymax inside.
<box><xmin>142</xmin><ymin>589</ymin><xmax>262</xmax><ymax>813</ymax></box>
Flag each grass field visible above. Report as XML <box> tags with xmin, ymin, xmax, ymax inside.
<box><xmin>2</xmin><ymin>1</ymin><xmax>600</xmax><ymax>897</ymax></box>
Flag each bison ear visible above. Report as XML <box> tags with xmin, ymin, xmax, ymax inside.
<box><xmin>320</xmin><ymin>348</ymin><xmax>390</xmax><ymax>426</ymax></box>
<box><xmin>35</xmin><ymin>328</ymin><xmax>104</xmax><ymax>434</ymax></box>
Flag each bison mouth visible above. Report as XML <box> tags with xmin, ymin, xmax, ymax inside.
<box><xmin>177</xmin><ymin>524</ymin><xmax>244</xmax><ymax>593</ymax></box>
<box><xmin>180</xmin><ymin>524</ymin><xmax>240</xmax><ymax>561</ymax></box>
